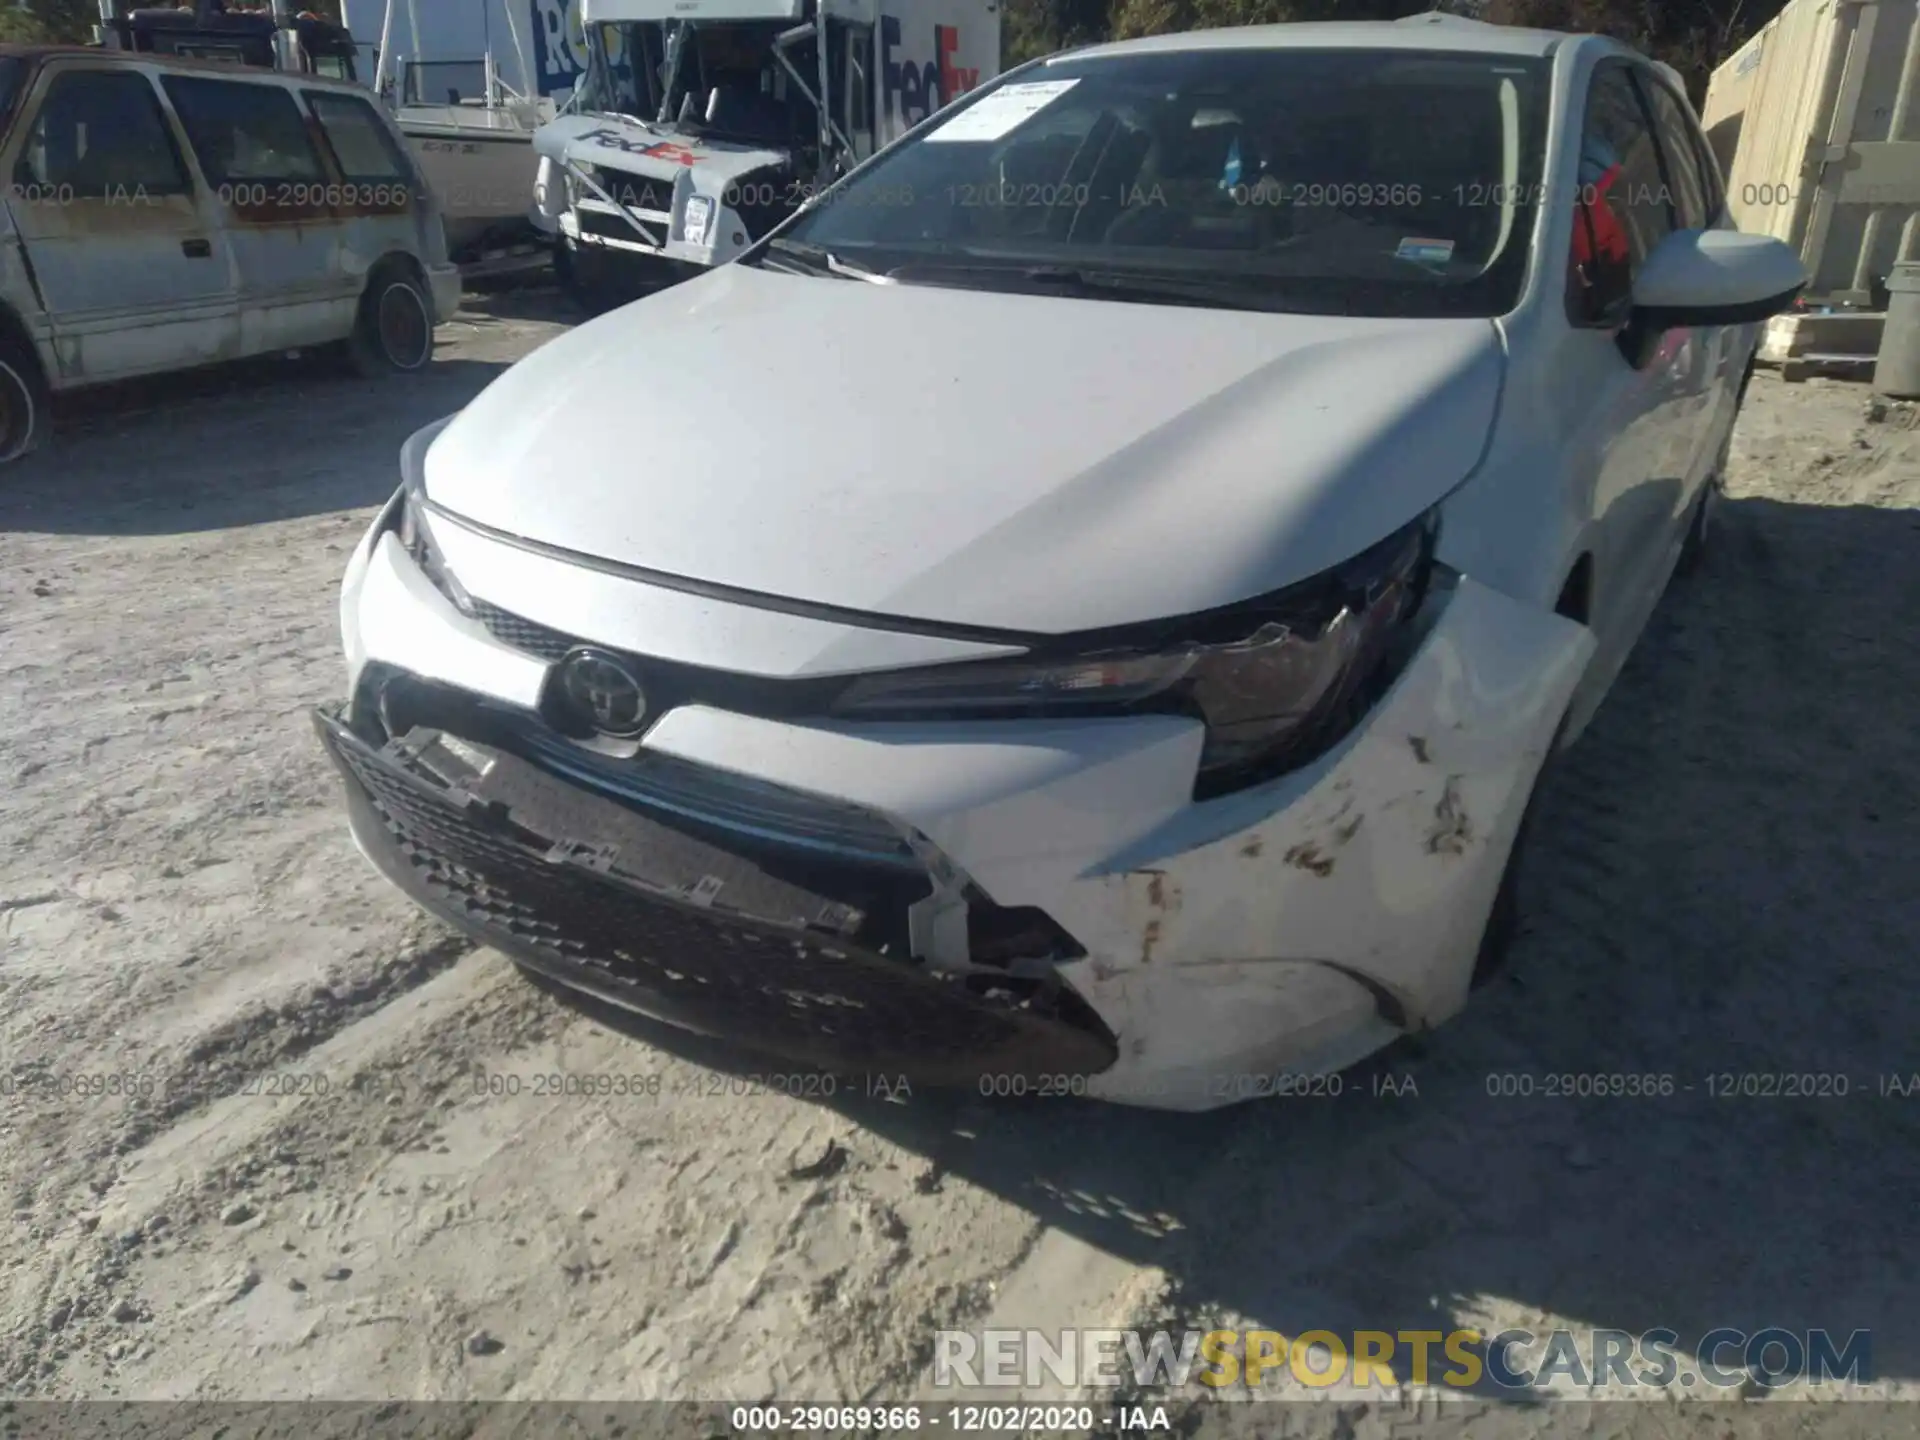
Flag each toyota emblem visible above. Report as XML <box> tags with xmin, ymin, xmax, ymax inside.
<box><xmin>558</xmin><ymin>649</ymin><xmax>649</xmax><ymax>738</ymax></box>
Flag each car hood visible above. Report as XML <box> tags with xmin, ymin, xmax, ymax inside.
<box><xmin>532</xmin><ymin>112</ymin><xmax>787</xmax><ymax>190</ymax></box>
<box><xmin>424</xmin><ymin>265</ymin><xmax>1506</xmax><ymax>635</ymax></box>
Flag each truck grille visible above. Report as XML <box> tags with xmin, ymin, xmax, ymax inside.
<box><xmin>315</xmin><ymin>706</ymin><xmax>1118</xmax><ymax>1083</ymax></box>
<box><xmin>586</xmin><ymin>166</ymin><xmax>675</xmax><ymax>213</ymax></box>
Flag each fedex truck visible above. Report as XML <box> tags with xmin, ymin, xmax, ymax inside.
<box><xmin>531</xmin><ymin>0</ymin><xmax>1000</xmax><ymax>304</ymax></box>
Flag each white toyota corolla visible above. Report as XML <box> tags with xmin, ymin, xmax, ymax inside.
<box><xmin>318</xmin><ymin>17</ymin><xmax>1805</xmax><ymax>1109</ymax></box>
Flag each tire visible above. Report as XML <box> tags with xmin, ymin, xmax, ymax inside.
<box><xmin>1679</xmin><ymin>359</ymin><xmax>1751</xmax><ymax>577</ymax></box>
<box><xmin>0</xmin><ymin>334</ymin><xmax>49</xmax><ymax>467</ymax></box>
<box><xmin>554</xmin><ymin>239</ymin><xmax>613</xmax><ymax>317</ymax></box>
<box><xmin>1676</xmin><ymin>472</ymin><xmax>1717</xmax><ymax>576</ymax></box>
<box><xmin>1471</xmin><ymin>719</ymin><xmax>1567</xmax><ymax>988</ymax></box>
<box><xmin>346</xmin><ymin>262</ymin><xmax>435</xmax><ymax>378</ymax></box>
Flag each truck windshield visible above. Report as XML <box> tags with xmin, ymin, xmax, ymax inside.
<box><xmin>766</xmin><ymin>47</ymin><xmax>1550</xmax><ymax>319</ymax></box>
<box><xmin>652</xmin><ymin>20</ymin><xmax>820</xmax><ymax>147</ymax></box>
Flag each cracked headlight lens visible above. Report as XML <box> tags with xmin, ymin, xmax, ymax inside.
<box><xmin>394</xmin><ymin>416</ymin><xmax>471</xmax><ymax>614</ymax></box>
<box><xmin>831</xmin><ymin>511</ymin><xmax>1438</xmax><ymax>797</ymax></box>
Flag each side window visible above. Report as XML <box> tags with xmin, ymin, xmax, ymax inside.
<box><xmin>1638</xmin><ymin>73</ymin><xmax>1713</xmax><ymax>229</ymax></box>
<box><xmin>160</xmin><ymin>75</ymin><xmax>325</xmax><ymax>189</ymax></box>
<box><xmin>304</xmin><ymin>91</ymin><xmax>412</xmax><ymax>183</ymax></box>
<box><xmin>1568</xmin><ymin>63</ymin><xmax>1676</xmax><ymax>325</ymax></box>
<box><xmin>846</xmin><ymin>27</ymin><xmax>871</xmax><ymax>134</ymax></box>
<box><xmin>13</xmin><ymin>69</ymin><xmax>190</xmax><ymax>199</ymax></box>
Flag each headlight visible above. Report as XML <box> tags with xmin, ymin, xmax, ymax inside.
<box><xmin>831</xmin><ymin>512</ymin><xmax>1438</xmax><ymax>797</ymax></box>
<box><xmin>393</xmin><ymin>416</ymin><xmax>472</xmax><ymax>614</ymax></box>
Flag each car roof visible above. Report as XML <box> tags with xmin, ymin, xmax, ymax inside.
<box><xmin>0</xmin><ymin>42</ymin><xmax>367</xmax><ymax>91</ymax></box>
<box><xmin>1059</xmin><ymin>14</ymin><xmax>1620</xmax><ymax>63</ymax></box>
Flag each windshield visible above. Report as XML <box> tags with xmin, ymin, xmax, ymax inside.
<box><xmin>764</xmin><ymin>47</ymin><xmax>1550</xmax><ymax>318</ymax></box>
<box><xmin>0</xmin><ymin>58</ymin><xmax>26</xmax><ymax>130</ymax></box>
<box><xmin>596</xmin><ymin>19</ymin><xmax>819</xmax><ymax>147</ymax></box>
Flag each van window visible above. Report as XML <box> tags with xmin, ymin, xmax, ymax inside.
<box><xmin>15</xmin><ymin>69</ymin><xmax>191</xmax><ymax>199</ymax></box>
<box><xmin>305</xmin><ymin>91</ymin><xmax>412</xmax><ymax>183</ymax></box>
<box><xmin>0</xmin><ymin>56</ymin><xmax>29</xmax><ymax>131</ymax></box>
<box><xmin>160</xmin><ymin>75</ymin><xmax>326</xmax><ymax>189</ymax></box>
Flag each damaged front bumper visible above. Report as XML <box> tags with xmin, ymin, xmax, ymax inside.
<box><xmin>327</xmin><ymin>520</ymin><xmax>1592</xmax><ymax>1110</ymax></box>
<box><xmin>315</xmin><ymin>703</ymin><xmax>1119</xmax><ymax>1082</ymax></box>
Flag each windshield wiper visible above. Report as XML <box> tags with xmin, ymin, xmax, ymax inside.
<box><xmin>761</xmin><ymin>239</ymin><xmax>891</xmax><ymax>283</ymax></box>
<box><xmin>883</xmin><ymin>261</ymin><xmax>1345</xmax><ymax>314</ymax></box>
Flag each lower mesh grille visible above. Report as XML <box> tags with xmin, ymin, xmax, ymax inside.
<box><xmin>315</xmin><ymin>706</ymin><xmax>1118</xmax><ymax>1083</ymax></box>
<box><xmin>467</xmin><ymin>598</ymin><xmax>575</xmax><ymax>662</ymax></box>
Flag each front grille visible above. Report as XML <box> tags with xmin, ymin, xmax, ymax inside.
<box><xmin>316</xmin><ymin>707</ymin><xmax>1118</xmax><ymax>1083</ymax></box>
<box><xmin>587</xmin><ymin>167</ymin><xmax>675</xmax><ymax>213</ymax></box>
<box><xmin>514</xmin><ymin>728</ymin><xmax>923</xmax><ymax>870</ymax></box>
<box><xmin>370</xmin><ymin>655</ymin><xmax>920</xmax><ymax>869</ymax></box>
<box><xmin>469</xmin><ymin>598</ymin><xmax>574</xmax><ymax>662</ymax></box>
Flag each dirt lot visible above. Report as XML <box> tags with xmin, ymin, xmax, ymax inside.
<box><xmin>3</xmin><ymin>296</ymin><xmax>1918</xmax><ymax>1434</ymax></box>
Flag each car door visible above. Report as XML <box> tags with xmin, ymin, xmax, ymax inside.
<box><xmin>158</xmin><ymin>72</ymin><xmax>351</xmax><ymax>353</ymax></box>
<box><xmin>2</xmin><ymin>62</ymin><xmax>237</xmax><ymax>382</ymax></box>
<box><xmin>1640</xmin><ymin>70</ymin><xmax>1749</xmax><ymax>499</ymax></box>
<box><xmin>1557</xmin><ymin>60</ymin><xmax>1696</xmax><ymax>699</ymax></box>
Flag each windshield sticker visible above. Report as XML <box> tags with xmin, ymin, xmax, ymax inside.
<box><xmin>924</xmin><ymin>80</ymin><xmax>1081</xmax><ymax>144</ymax></box>
<box><xmin>1396</xmin><ymin>237</ymin><xmax>1455</xmax><ymax>266</ymax></box>
<box><xmin>1218</xmin><ymin>136</ymin><xmax>1244</xmax><ymax>192</ymax></box>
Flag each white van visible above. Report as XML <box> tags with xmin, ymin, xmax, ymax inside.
<box><xmin>0</xmin><ymin>45</ymin><xmax>464</xmax><ymax>464</ymax></box>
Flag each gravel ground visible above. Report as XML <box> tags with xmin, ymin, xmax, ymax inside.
<box><xmin>2</xmin><ymin>296</ymin><xmax>1917</xmax><ymax>1437</ymax></box>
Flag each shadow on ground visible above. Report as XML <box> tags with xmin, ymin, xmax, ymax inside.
<box><xmin>0</xmin><ymin>355</ymin><xmax>517</xmax><ymax>537</ymax></box>
<box><xmin>525</xmin><ymin>491</ymin><xmax>1920</xmax><ymax>1395</ymax></box>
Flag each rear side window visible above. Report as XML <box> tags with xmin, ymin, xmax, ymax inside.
<box><xmin>304</xmin><ymin>91</ymin><xmax>412</xmax><ymax>183</ymax></box>
<box><xmin>161</xmin><ymin>75</ymin><xmax>325</xmax><ymax>189</ymax></box>
<box><xmin>15</xmin><ymin>69</ymin><xmax>191</xmax><ymax>199</ymax></box>
<box><xmin>1638</xmin><ymin>74</ymin><xmax>1714</xmax><ymax>229</ymax></box>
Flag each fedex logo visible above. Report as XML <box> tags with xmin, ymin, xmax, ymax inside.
<box><xmin>882</xmin><ymin>17</ymin><xmax>981</xmax><ymax>129</ymax></box>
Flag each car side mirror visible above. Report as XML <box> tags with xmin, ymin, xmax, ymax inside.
<box><xmin>1632</xmin><ymin>229</ymin><xmax>1806</xmax><ymax>329</ymax></box>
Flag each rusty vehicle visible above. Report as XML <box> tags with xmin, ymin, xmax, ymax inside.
<box><xmin>0</xmin><ymin>44</ymin><xmax>462</xmax><ymax>465</ymax></box>
<box><xmin>96</xmin><ymin>0</ymin><xmax>362</xmax><ymax>81</ymax></box>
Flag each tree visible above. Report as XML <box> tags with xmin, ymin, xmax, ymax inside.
<box><xmin>0</xmin><ymin>0</ymin><xmax>95</xmax><ymax>44</ymax></box>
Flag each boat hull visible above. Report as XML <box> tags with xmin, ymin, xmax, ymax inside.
<box><xmin>402</xmin><ymin>118</ymin><xmax>542</xmax><ymax>258</ymax></box>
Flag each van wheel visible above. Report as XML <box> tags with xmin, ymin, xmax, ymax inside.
<box><xmin>0</xmin><ymin>337</ymin><xmax>49</xmax><ymax>467</ymax></box>
<box><xmin>347</xmin><ymin>263</ymin><xmax>435</xmax><ymax>377</ymax></box>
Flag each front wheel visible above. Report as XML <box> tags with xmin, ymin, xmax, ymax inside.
<box><xmin>0</xmin><ymin>337</ymin><xmax>48</xmax><ymax>467</ymax></box>
<box><xmin>347</xmin><ymin>265</ymin><xmax>435</xmax><ymax>378</ymax></box>
<box><xmin>1471</xmin><ymin>717</ymin><xmax>1568</xmax><ymax>988</ymax></box>
<box><xmin>1676</xmin><ymin>472</ymin><xmax>1718</xmax><ymax>576</ymax></box>
<box><xmin>554</xmin><ymin>239</ymin><xmax>615</xmax><ymax>317</ymax></box>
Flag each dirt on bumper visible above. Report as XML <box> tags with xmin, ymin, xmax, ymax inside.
<box><xmin>313</xmin><ymin>703</ymin><xmax>1120</xmax><ymax>1088</ymax></box>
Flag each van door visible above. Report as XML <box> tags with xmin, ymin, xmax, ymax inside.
<box><xmin>158</xmin><ymin>72</ymin><xmax>352</xmax><ymax>354</ymax></box>
<box><xmin>2</xmin><ymin>63</ymin><xmax>237</xmax><ymax>382</ymax></box>
<box><xmin>301</xmin><ymin>87</ymin><xmax>439</xmax><ymax>287</ymax></box>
